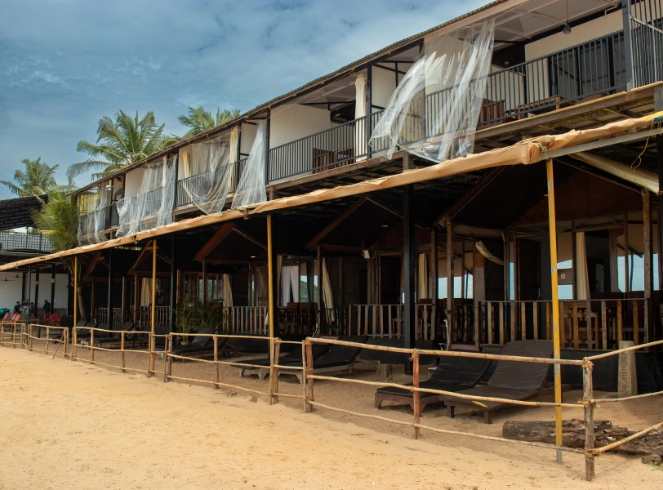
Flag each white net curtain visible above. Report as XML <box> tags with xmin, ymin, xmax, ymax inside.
<box><xmin>369</xmin><ymin>19</ymin><xmax>495</xmax><ymax>163</ymax></box>
<box><xmin>116</xmin><ymin>157</ymin><xmax>176</xmax><ymax>237</ymax></box>
<box><xmin>181</xmin><ymin>131</ymin><xmax>236</xmax><ymax>215</ymax></box>
<box><xmin>232</xmin><ymin>120</ymin><xmax>267</xmax><ymax>209</ymax></box>
<box><xmin>77</xmin><ymin>185</ymin><xmax>111</xmax><ymax>245</ymax></box>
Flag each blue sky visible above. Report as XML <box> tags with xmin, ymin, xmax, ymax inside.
<box><xmin>0</xmin><ymin>0</ymin><xmax>486</xmax><ymax>197</ymax></box>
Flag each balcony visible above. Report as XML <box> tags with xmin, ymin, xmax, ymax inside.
<box><xmin>0</xmin><ymin>231</ymin><xmax>54</xmax><ymax>253</ymax></box>
<box><xmin>175</xmin><ymin>158</ymin><xmax>247</xmax><ymax>208</ymax></box>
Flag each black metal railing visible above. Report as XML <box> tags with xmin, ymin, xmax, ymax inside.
<box><xmin>628</xmin><ymin>0</ymin><xmax>663</xmax><ymax>88</ymax></box>
<box><xmin>474</xmin><ymin>31</ymin><xmax>627</xmax><ymax>126</ymax></box>
<box><xmin>0</xmin><ymin>231</ymin><xmax>54</xmax><ymax>252</ymax></box>
<box><xmin>268</xmin><ymin>112</ymin><xmax>387</xmax><ymax>182</ymax></box>
<box><xmin>175</xmin><ymin>159</ymin><xmax>246</xmax><ymax>208</ymax></box>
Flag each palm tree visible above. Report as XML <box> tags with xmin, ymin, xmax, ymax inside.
<box><xmin>178</xmin><ymin>106</ymin><xmax>240</xmax><ymax>138</ymax></box>
<box><xmin>31</xmin><ymin>186</ymin><xmax>88</xmax><ymax>320</ymax></box>
<box><xmin>0</xmin><ymin>158</ymin><xmax>59</xmax><ymax>197</ymax></box>
<box><xmin>68</xmin><ymin>110</ymin><xmax>166</xmax><ymax>181</ymax></box>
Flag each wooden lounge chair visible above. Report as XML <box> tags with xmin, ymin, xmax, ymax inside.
<box><xmin>441</xmin><ymin>340</ymin><xmax>553</xmax><ymax>424</ymax></box>
<box><xmin>375</xmin><ymin>355</ymin><xmax>492</xmax><ymax>415</ymax></box>
<box><xmin>278</xmin><ymin>335</ymin><xmax>369</xmax><ymax>383</ymax></box>
<box><xmin>236</xmin><ymin>343</ymin><xmax>330</xmax><ymax>380</ymax></box>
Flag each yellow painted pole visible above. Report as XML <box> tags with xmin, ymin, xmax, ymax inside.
<box><xmin>267</xmin><ymin>216</ymin><xmax>275</xmax><ymax>340</ymax></box>
<box><xmin>73</xmin><ymin>256</ymin><xmax>78</xmax><ymax>327</ymax></box>
<box><xmin>546</xmin><ymin>159</ymin><xmax>563</xmax><ymax>464</ymax></box>
<box><xmin>151</xmin><ymin>240</ymin><xmax>157</xmax><ymax>334</ymax></box>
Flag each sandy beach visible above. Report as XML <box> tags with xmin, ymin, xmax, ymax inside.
<box><xmin>0</xmin><ymin>343</ymin><xmax>661</xmax><ymax>489</ymax></box>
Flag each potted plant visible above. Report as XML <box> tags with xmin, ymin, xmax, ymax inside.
<box><xmin>175</xmin><ymin>304</ymin><xmax>198</xmax><ymax>345</ymax></box>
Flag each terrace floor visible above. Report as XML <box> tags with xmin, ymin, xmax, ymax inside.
<box><xmin>1</xmin><ymin>340</ymin><xmax>661</xmax><ymax>488</ymax></box>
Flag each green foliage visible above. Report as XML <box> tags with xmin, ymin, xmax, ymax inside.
<box><xmin>69</xmin><ymin>110</ymin><xmax>167</xmax><ymax>181</ymax></box>
<box><xmin>175</xmin><ymin>303</ymin><xmax>227</xmax><ymax>334</ymax></box>
<box><xmin>177</xmin><ymin>106</ymin><xmax>240</xmax><ymax>138</ymax></box>
<box><xmin>0</xmin><ymin>157</ymin><xmax>59</xmax><ymax>197</ymax></box>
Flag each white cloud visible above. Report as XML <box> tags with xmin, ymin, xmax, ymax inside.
<box><xmin>0</xmin><ymin>0</ymin><xmax>485</xmax><ymax>195</ymax></box>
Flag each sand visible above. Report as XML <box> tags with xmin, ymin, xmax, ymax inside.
<box><xmin>1</xmin><ymin>342</ymin><xmax>661</xmax><ymax>489</ymax></box>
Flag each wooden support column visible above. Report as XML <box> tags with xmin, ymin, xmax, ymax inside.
<box><xmin>134</xmin><ymin>273</ymin><xmax>139</xmax><ymax>326</ymax></box>
<box><xmin>316</xmin><ymin>246</ymin><xmax>323</xmax><ymax>329</ymax></box>
<box><xmin>403</xmin><ymin>184</ymin><xmax>416</xmax><ymax>375</ymax></box>
<box><xmin>267</xmin><ymin>215</ymin><xmax>278</xmax><ymax>404</ymax></box>
<box><xmin>90</xmin><ymin>280</ymin><xmax>95</xmax><ymax>323</ymax></box>
<box><xmin>447</xmin><ymin>220</ymin><xmax>454</xmax><ymax>342</ymax></box>
<box><xmin>643</xmin><ymin>190</ymin><xmax>652</xmax><ymax>344</ymax></box>
<box><xmin>546</xmin><ymin>159</ymin><xmax>564</xmax><ymax>465</ymax></box>
<box><xmin>121</xmin><ymin>276</ymin><xmax>126</xmax><ymax>323</ymax></box>
<box><xmin>34</xmin><ymin>269</ymin><xmax>39</xmax><ymax>317</ymax></box>
<box><xmin>107</xmin><ymin>248</ymin><xmax>113</xmax><ymax>328</ymax></box>
<box><xmin>151</xmin><ymin>240</ymin><xmax>157</xmax><ymax>333</ymax></box>
<box><xmin>170</xmin><ymin>237</ymin><xmax>177</xmax><ymax>332</ymax></box>
<box><xmin>50</xmin><ymin>264</ymin><xmax>56</xmax><ymax>311</ymax></box>
<box><xmin>73</xmin><ymin>257</ymin><xmax>78</xmax><ymax>327</ymax></box>
<box><xmin>624</xmin><ymin>214</ymin><xmax>629</xmax><ymax>293</ymax></box>
<box><xmin>658</xmin><ymin>134</ymin><xmax>663</xmax><ymax>293</ymax></box>
<box><xmin>430</xmin><ymin>231</ymin><xmax>438</xmax><ymax>301</ymax></box>
<box><xmin>202</xmin><ymin>260</ymin><xmax>208</xmax><ymax>307</ymax></box>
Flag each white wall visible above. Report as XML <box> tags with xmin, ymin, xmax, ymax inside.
<box><xmin>269</xmin><ymin>104</ymin><xmax>336</xmax><ymax>148</ymax></box>
<box><xmin>0</xmin><ymin>277</ymin><xmax>24</xmax><ymax>311</ymax></box>
<box><xmin>240</xmin><ymin>122</ymin><xmax>258</xmax><ymax>156</ymax></box>
<box><xmin>525</xmin><ymin>11</ymin><xmax>622</xmax><ymax>60</ymax></box>
<box><xmin>21</xmin><ymin>273</ymin><xmax>69</xmax><ymax>312</ymax></box>
<box><xmin>372</xmin><ymin>66</ymin><xmax>397</xmax><ymax>109</ymax></box>
<box><xmin>124</xmin><ymin>167</ymin><xmax>145</xmax><ymax>199</ymax></box>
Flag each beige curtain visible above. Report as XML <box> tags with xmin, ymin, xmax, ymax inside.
<box><xmin>229</xmin><ymin>127</ymin><xmax>239</xmax><ymax>164</ymax></box>
<box><xmin>179</xmin><ymin>147</ymin><xmax>191</xmax><ymax>178</ymax></box>
<box><xmin>281</xmin><ymin>265</ymin><xmax>299</xmax><ymax>305</ymax></box>
<box><xmin>140</xmin><ymin>278</ymin><xmax>151</xmax><ymax>307</ymax></box>
<box><xmin>576</xmin><ymin>232</ymin><xmax>590</xmax><ymax>300</ymax></box>
<box><xmin>355</xmin><ymin>73</ymin><xmax>367</xmax><ymax>161</ymax></box>
<box><xmin>322</xmin><ymin>258</ymin><xmax>335</xmax><ymax>321</ymax></box>
<box><xmin>222</xmin><ymin>273</ymin><xmax>233</xmax><ymax>307</ymax></box>
<box><xmin>418</xmin><ymin>253</ymin><xmax>428</xmax><ymax>300</ymax></box>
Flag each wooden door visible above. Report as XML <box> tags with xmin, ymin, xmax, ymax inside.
<box><xmin>379</xmin><ymin>255</ymin><xmax>401</xmax><ymax>304</ymax></box>
<box><xmin>518</xmin><ymin>238</ymin><xmax>541</xmax><ymax>300</ymax></box>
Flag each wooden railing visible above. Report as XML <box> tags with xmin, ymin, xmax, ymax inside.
<box><xmin>95</xmin><ymin>308</ymin><xmax>124</xmax><ymax>327</ymax></box>
<box><xmin>221</xmin><ymin>306</ymin><xmax>269</xmax><ymax>335</ymax></box>
<box><xmin>139</xmin><ymin>306</ymin><xmax>171</xmax><ymax>328</ymax></box>
<box><xmin>477</xmin><ymin>298</ymin><xmax>652</xmax><ymax>349</ymax></box>
<box><xmin>347</xmin><ymin>304</ymin><xmax>451</xmax><ymax>340</ymax></box>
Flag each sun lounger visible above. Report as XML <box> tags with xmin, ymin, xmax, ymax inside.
<box><xmin>236</xmin><ymin>343</ymin><xmax>330</xmax><ymax>380</ymax></box>
<box><xmin>75</xmin><ymin>321</ymin><xmax>96</xmax><ymax>338</ymax></box>
<box><xmin>441</xmin><ymin>340</ymin><xmax>553</xmax><ymax>424</ymax></box>
<box><xmin>170</xmin><ymin>326</ymin><xmax>227</xmax><ymax>358</ymax></box>
<box><xmin>80</xmin><ymin>322</ymin><xmax>139</xmax><ymax>346</ymax></box>
<box><xmin>374</xmin><ymin>355</ymin><xmax>492</xmax><ymax>414</ymax></box>
<box><xmin>278</xmin><ymin>336</ymin><xmax>369</xmax><ymax>383</ymax></box>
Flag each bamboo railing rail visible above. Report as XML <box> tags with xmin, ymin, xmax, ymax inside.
<box><xmin>0</xmin><ymin>321</ymin><xmax>26</xmax><ymax>348</ymax></box>
<box><xmin>26</xmin><ymin>324</ymin><xmax>69</xmax><ymax>357</ymax></box>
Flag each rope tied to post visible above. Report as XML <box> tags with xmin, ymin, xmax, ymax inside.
<box><xmin>581</xmin><ymin>358</ymin><xmax>593</xmax><ymax>371</ymax></box>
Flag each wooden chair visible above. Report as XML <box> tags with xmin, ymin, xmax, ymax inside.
<box><xmin>284</xmin><ymin>302</ymin><xmax>299</xmax><ymax>334</ymax></box>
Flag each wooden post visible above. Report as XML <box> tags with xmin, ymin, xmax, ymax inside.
<box><xmin>302</xmin><ymin>340</ymin><xmax>310</xmax><ymax>412</ymax></box>
<box><xmin>583</xmin><ymin>360</ymin><xmax>595</xmax><ymax>481</ymax></box>
<box><xmin>90</xmin><ymin>280</ymin><xmax>95</xmax><ymax>323</ymax></box>
<box><xmin>643</xmin><ymin>190</ymin><xmax>652</xmax><ymax>344</ymax></box>
<box><xmin>202</xmin><ymin>259</ymin><xmax>208</xmax><ymax>307</ymax></box>
<box><xmin>107</xmin><ymin>248</ymin><xmax>113</xmax><ymax>328</ymax></box>
<box><xmin>446</xmin><ymin>220</ymin><xmax>454</xmax><ymax>343</ymax></box>
<box><xmin>546</xmin><ymin>159</ymin><xmax>564</xmax><ymax>464</ymax></box>
<box><xmin>403</xmin><ymin>184</ymin><xmax>415</xmax><ymax>375</ymax></box>
<box><xmin>121</xmin><ymin>331</ymin><xmax>126</xmax><ymax>373</ymax></box>
<box><xmin>412</xmin><ymin>351</ymin><xmax>420</xmax><ymax>440</ymax></box>
<box><xmin>572</xmin><ymin>302</ymin><xmax>579</xmax><ymax>349</ymax></box>
<box><xmin>624</xmin><ymin>215</ymin><xmax>629</xmax><ymax>293</ymax></box>
<box><xmin>267</xmin><ymin>215</ymin><xmax>278</xmax><ymax>404</ymax></box>
<box><xmin>617</xmin><ymin>300</ymin><xmax>623</xmax><ymax>344</ymax></box>
<box><xmin>214</xmin><ymin>335</ymin><xmax>219</xmax><ymax>389</ymax></box>
<box><xmin>269</xmin><ymin>340</ymin><xmax>281</xmax><ymax>404</ymax></box>
<box><xmin>134</xmin><ymin>273</ymin><xmax>139</xmax><ymax>326</ymax></box>
<box><xmin>162</xmin><ymin>335</ymin><xmax>169</xmax><ymax>382</ymax></box>
<box><xmin>430</xmin><ymin>231</ymin><xmax>438</xmax><ymax>302</ymax></box>
<box><xmin>151</xmin><ymin>240</ymin><xmax>157</xmax><ymax>334</ymax></box>
<box><xmin>71</xmin><ymin>257</ymin><xmax>78</xmax><ymax>358</ymax></box>
<box><xmin>498</xmin><ymin>301</ymin><xmax>504</xmax><ymax>345</ymax></box>
<box><xmin>90</xmin><ymin>329</ymin><xmax>95</xmax><ymax>363</ymax></box>
<box><xmin>306</xmin><ymin>341</ymin><xmax>314</xmax><ymax>411</ymax></box>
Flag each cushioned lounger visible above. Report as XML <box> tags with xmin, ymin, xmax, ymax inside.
<box><xmin>375</xmin><ymin>355</ymin><xmax>492</xmax><ymax>415</ymax></box>
<box><xmin>170</xmin><ymin>326</ymin><xmax>227</xmax><ymax>357</ymax></box>
<box><xmin>82</xmin><ymin>322</ymin><xmax>138</xmax><ymax>346</ymax></box>
<box><xmin>236</xmin><ymin>343</ymin><xmax>330</xmax><ymax>380</ymax></box>
<box><xmin>278</xmin><ymin>336</ymin><xmax>369</xmax><ymax>383</ymax></box>
<box><xmin>440</xmin><ymin>340</ymin><xmax>553</xmax><ymax>424</ymax></box>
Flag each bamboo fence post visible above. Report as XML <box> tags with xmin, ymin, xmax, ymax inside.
<box><xmin>90</xmin><ymin>329</ymin><xmax>95</xmax><ymax>363</ymax></box>
<box><xmin>72</xmin><ymin>324</ymin><xmax>77</xmax><ymax>361</ymax></box>
<box><xmin>583</xmin><ymin>359</ymin><xmax>595</xmax><ymax>481</ymax></box>
<box><xmin>269</xmin><ymin>339</ymin><xmax>281</xmax><ymax>405</ymax></box>
<box><xmin>28</xmin><ymin>324</ymin><xmax>33</xmax><ymax>351</ymax></box>
<box><xmin>162</xmin><ymin>335</ymin><xmax>169</xmax><ymax>382</ymax></box>
<box><xmin>546</xmin><ymin>302</ymin><xmax>551</xmax><ymax>340</ymax></box>
<box><xmin>45</xmin><ymin>326</ymin><xmax>50</xmax><ymax>354</ymax></box>
<box><xmin>214</xmin><ymin>335</ymin><xmax>219</xmax><ymax>389</ymax></box>
<box><xmin>413</xmin><ymin>351</ymin><xmax>421</xmax><ymax>439</ymax></box>
<box><xmin>147</xmin><ymin>333</ymin><xmax>154</xmax><ymax>378</ymax></box>
<box><xmin>487</xmin><ymin>302</ymin><xmax>493</xmax><ymax>345</ymax></box>
<box><xmin>601</xmin><ymin>301</ymin><xmax>608</xmax><ymax>350</ymax></box>
<box><xmin>167</xmin><ymin>335</ymin><xmax>174</xmax><ymax>381</ymax></box>
<box><xmin>533</xmin><ymin>302</ymin><xmax>538</xmax><ymax>340</ymax></box>
<box><xmin>121</xmin><ymin>331</ymin><xmax>126</xmax><ymax>373</ymax></box>
<box><xmin>306</xmin><ymin>340</ymin><xmax>315</xmax><ymax>411</ymax></box>
<box><xmin>302</xmin><ymin>340</ymin><xmax>309</xmax><ymax>412</ymax></box>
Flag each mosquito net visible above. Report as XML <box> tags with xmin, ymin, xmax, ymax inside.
<box><xmin>231</xmin><ymin>121</ymin><xmax>267</xmax><ymax>209</ymax></box>
<box><xmin>369</xmin><ymin>19</ymin><xmax>495</xmax><ymax>163</ymax></box>
<box><xmin>77</xmin><ymin>185</ymin><xmax>111</xmax><ymax>245</ymax></box>
<box><xmin>116</xmin><ymin>157</ymin><xmax>176</xmax><ymax>237</ymax></box>
<box><xmin>181</xmin><ymin>131</ymin><xmax>235</xmax><ymax>215</ymax></box>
